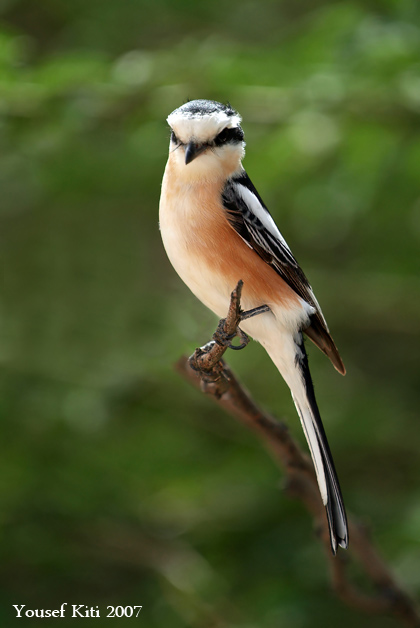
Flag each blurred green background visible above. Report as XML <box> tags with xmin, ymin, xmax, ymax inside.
<box><xmin>1</xmin><ymin>0</ymin><xmax>420</xmax><ymax>626</ymax></box>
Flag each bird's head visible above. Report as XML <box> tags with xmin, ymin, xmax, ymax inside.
<box><xmin>166</xmin><ymin>99</ymin><xmax>245</xmax><ymax>181</ymax></box>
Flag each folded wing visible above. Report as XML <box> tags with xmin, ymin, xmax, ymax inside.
<box><xmin>222</xmin><ymin>171</ymin><xmax>345</xmax><ymax>375</ymax></box>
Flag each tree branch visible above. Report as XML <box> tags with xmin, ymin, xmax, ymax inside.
<box><xmin>175</xmin><ymin>280</ymin><xmax>420</xmax><ymax>628</ymax></box>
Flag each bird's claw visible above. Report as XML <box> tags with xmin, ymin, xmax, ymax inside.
<box><xmin>213</xmin><ymin>320</ymin><xmax>249</xmax><ymax>351</ymax></box>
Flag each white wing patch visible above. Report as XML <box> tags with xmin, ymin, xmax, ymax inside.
<box><xmin>234</xmin><ymin>183</ymin><xmax>293</xmax><ymax>255</ymax></box>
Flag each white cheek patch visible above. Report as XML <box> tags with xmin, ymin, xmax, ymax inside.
<box><xmin>170</xmin><ymin>142</ymin><xmax>244</xmax><ymax>182</ymax></box>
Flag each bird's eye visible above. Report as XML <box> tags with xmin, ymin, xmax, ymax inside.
<box><xmin>215</xmin><ymin>128</ymin><xmax>230</xmax><ymax>144</ymax></box>
<box><xmin>171</xmin><ymin>130</ymin><xmax>179</xmax><ymax>144</ymax></box>
<box><xmin>214</xmin><ymin>126</ymin><xmax>244</xmax><ymax>147</ymax></box>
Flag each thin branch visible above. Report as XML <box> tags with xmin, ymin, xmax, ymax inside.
<box><xmin>175</xmin><ymin>280</ymin><xmax>420</xmax><ymax>628</ymax></box>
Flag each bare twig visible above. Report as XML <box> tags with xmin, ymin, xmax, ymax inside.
<box><xmin>175</xmin><ymin>280</ymin><xmax>420</xmax><ymax>628</ymax></box>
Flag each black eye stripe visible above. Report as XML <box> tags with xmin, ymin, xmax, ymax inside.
<box><xmin>170</xmin><ymin>126</ymin><xmax>244</xmax><ymax>147</ymax></box>
<box><xmin>214</xmin><ymin>126</ymin><xmax>244</xmax><ymax>146</ymax></box>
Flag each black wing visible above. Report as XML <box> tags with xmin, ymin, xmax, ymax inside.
<box><xmin>222</xmin><ymin>171</ymin><xmax>345</xmax><ymax>375</ymax></box>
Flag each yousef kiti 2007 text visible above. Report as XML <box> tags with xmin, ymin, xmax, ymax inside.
<box><xmin>13</xmin><ymin>604</ymin><xmax>143</xmax><ymax>618</ymax></box>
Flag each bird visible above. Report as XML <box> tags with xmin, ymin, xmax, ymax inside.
<box><xmin>159</xmin><ymin>99</ymin><xmax>348</xmax><ymax>553</ymax></box>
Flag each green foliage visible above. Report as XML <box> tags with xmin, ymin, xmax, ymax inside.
<box><xmin>1</xmin><ymin>0</ymin><xmax>420</xmax><ymax>626</ymax></box>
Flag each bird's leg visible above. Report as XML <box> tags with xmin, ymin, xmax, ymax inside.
<box><xmin>240</xmin><ymin>304</ymin><xmax>271</xmax><ymax>321</ymax></box>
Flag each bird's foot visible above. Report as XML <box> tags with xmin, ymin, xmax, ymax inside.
<box><xmin>213</xmin><ymin>320</ymin><xmax>249</xmax><ymax>351</ymax></box>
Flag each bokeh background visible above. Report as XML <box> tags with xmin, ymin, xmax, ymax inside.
<box><xmin>1</xmin><ymin>0</ymin><xmax>420</xmax><ymax>626</ymax></box>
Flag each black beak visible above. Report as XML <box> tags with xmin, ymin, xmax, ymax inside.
<box><xmin>185</xmin><ymin>141</ymin><xmax>207</xmax><ymax>165</ymax></box>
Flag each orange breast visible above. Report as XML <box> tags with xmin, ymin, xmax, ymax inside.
<box><xmin>183</xmin><ymin>182</ymin><xmax>301</xmax><ymax>311</ymax></box>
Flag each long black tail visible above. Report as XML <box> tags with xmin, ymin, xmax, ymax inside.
<box><xmin>292</xmin><ymin>334</ymin><xmax>348</xmax><ymax>554</ymax></box>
